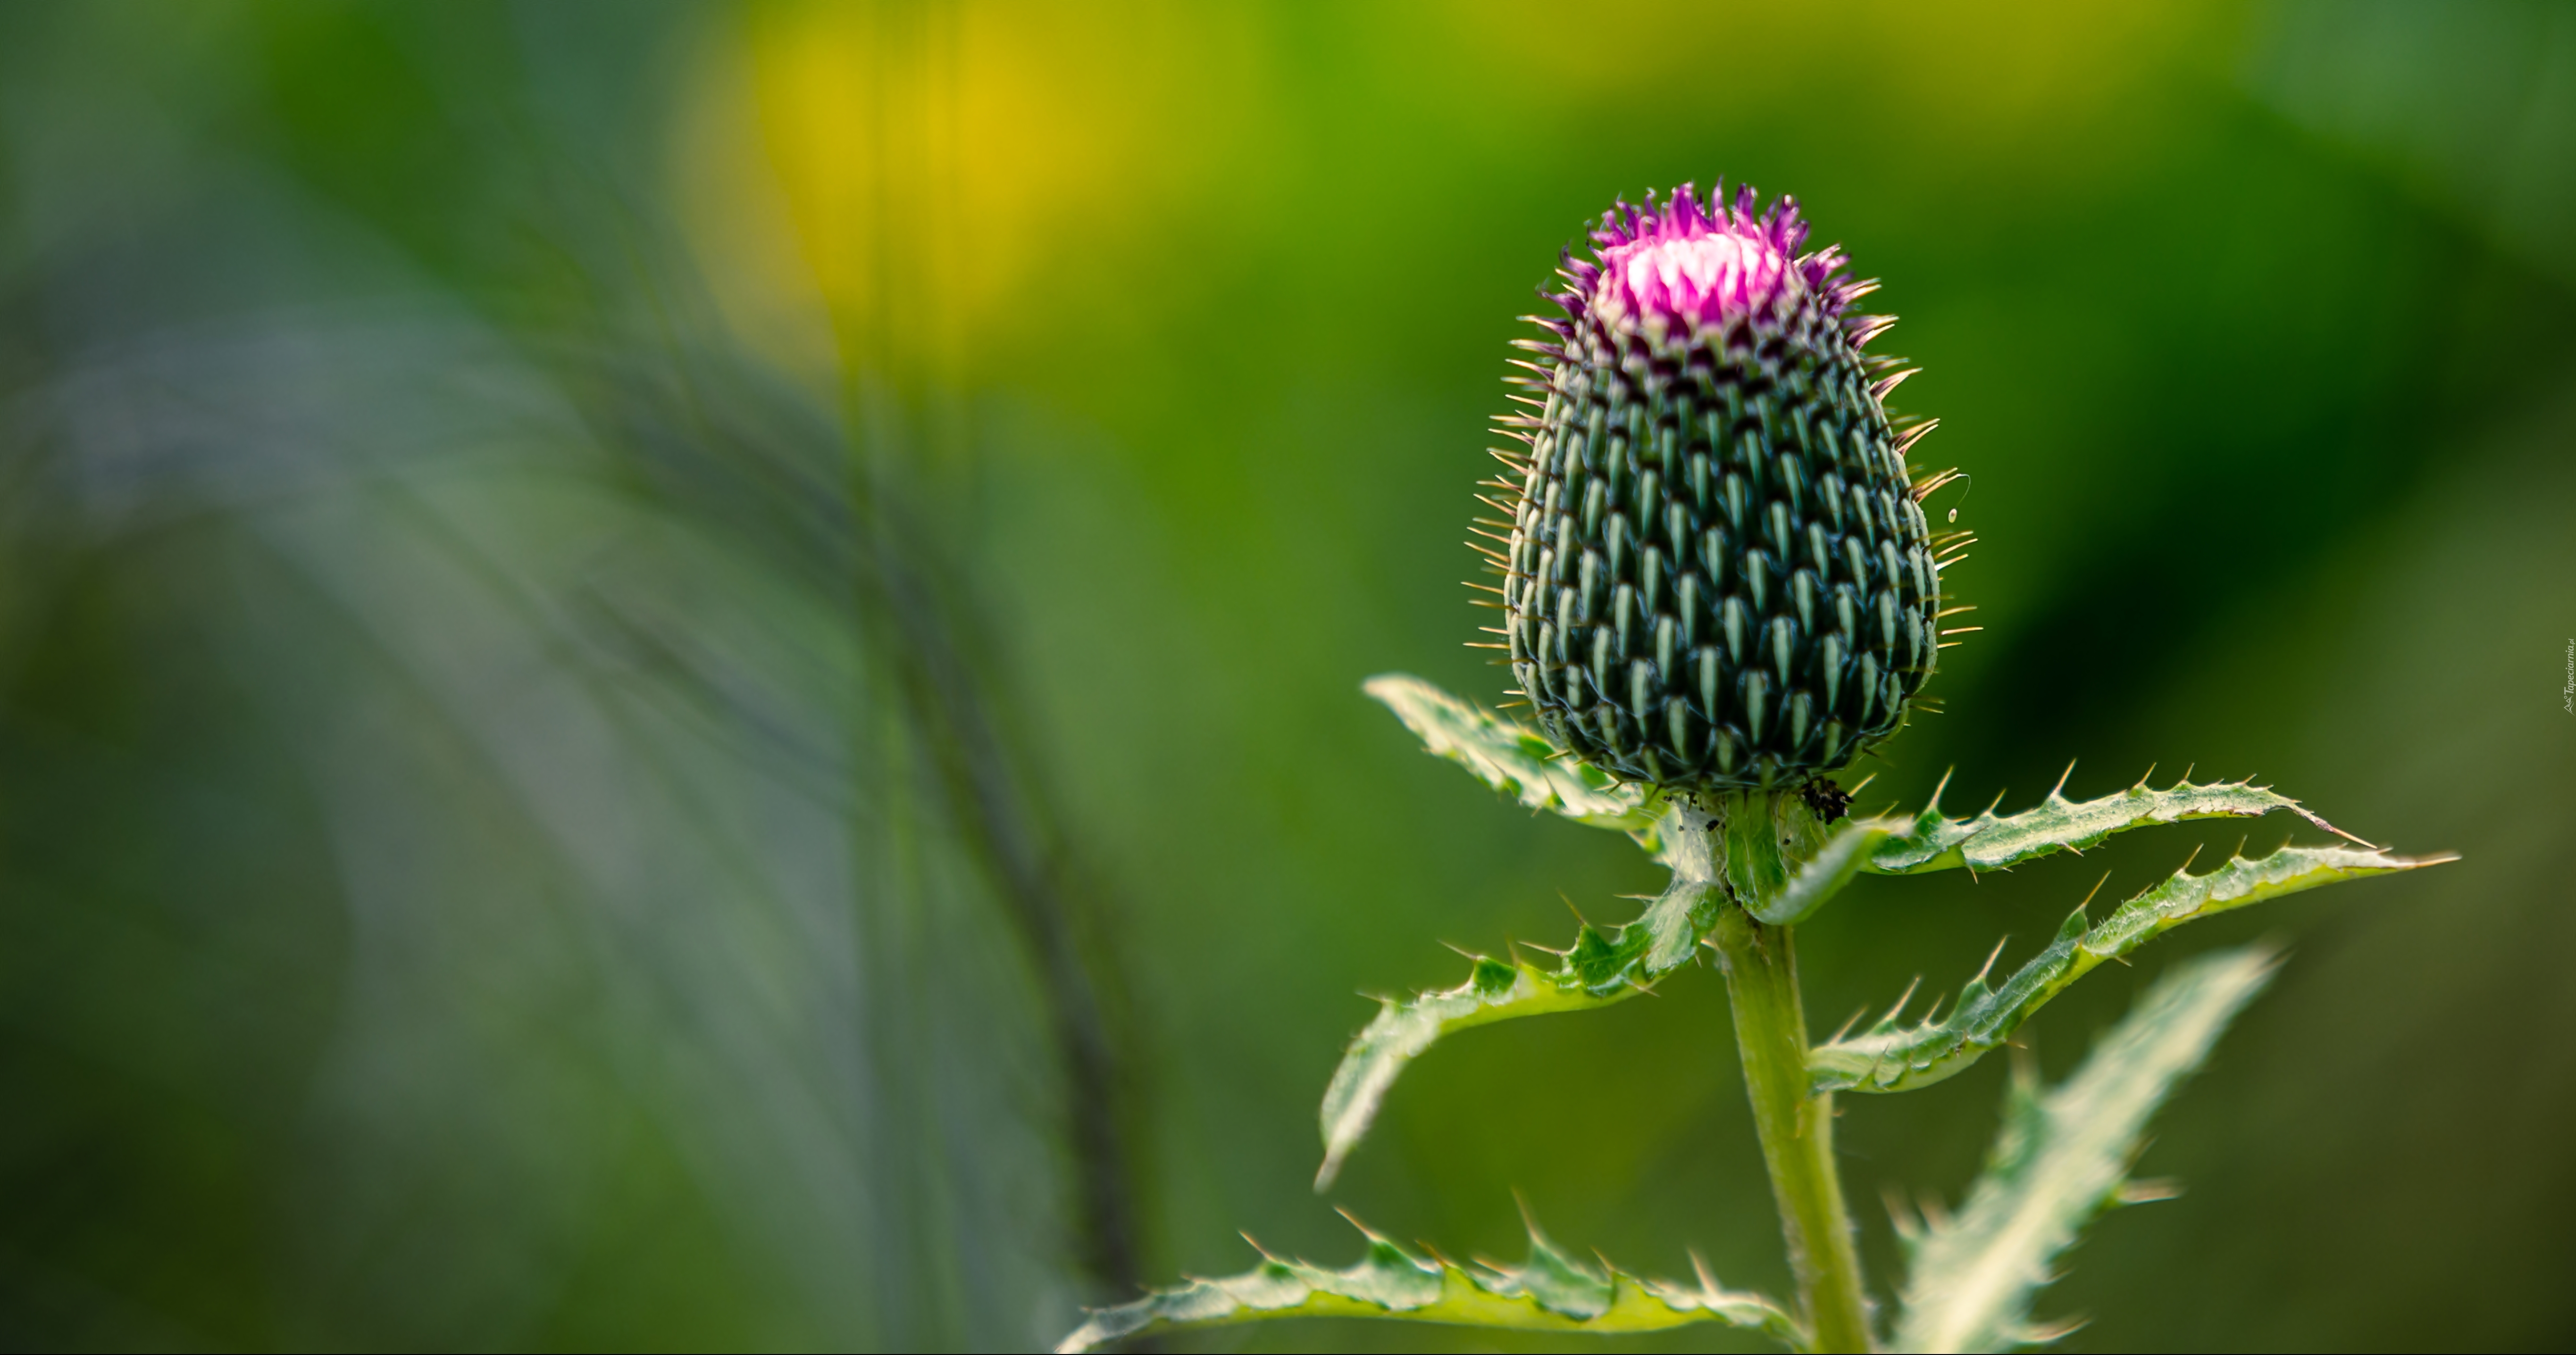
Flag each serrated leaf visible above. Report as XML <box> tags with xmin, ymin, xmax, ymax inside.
<box><xmin>1868</xmin><ymin>773</ymin><xmax>2366</xmax><ymax>875</ymax></box>
<box><xmin>1314</xmin><ymin>954</ymin><xmax>1647</xmax><ymax>1189</ymax></box>
<box><xmin>1317</xmin><ymin>785</ymin><xmax>1900</xmax><ymax>1186</ymax></box>
<box><xmin>1812</xmin><ymin>842</ymin><xmax>2449</xmax><ymax>1095</ymax></box>
<box><xmin>1893</xmin><ymin>947</ymin><xmax>2276</xmax><ymax>1354</ymax></box>
<box><xmin>1314</xmin><ymin>812</ymin><xmax>1723</xmax><ymax>1187</ymax></box>
<box><xmin>1364</xmin><ymin>673</ymin><xmax>1662</xmax><ymax>842</ymax></box>
<box><xmin>1056</xmin><ymin>1213</ymin><xmax>1797</xmax><ymax>1353</ymax></box>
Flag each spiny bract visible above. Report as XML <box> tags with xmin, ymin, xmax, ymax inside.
<box><xmin>1486</xmin><ymin>183</ymin><xmax>1959</xmax><ymax>792</ymax></box>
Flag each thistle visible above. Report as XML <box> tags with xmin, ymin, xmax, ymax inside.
<box><xmin>1493</xmin><ymin>184</ymin><xmax>1951</xmax><ymax>791</ymax></box>
<box><xmin>1062</xmin><ymin>186</ymin><xmax>2451</xmax><ymax>1355</ymax></box>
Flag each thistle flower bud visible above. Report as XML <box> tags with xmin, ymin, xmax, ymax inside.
<box><xmin>1492</xmin><ymin>184</ymin><xmax>1945</xmax><ymax>791</ymax></box>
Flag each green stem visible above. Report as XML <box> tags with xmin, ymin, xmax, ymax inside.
<box><xmin>1713</xmin><ymin>905</ymin><xmax>1872</xmax><ymax>1353</ymax></box>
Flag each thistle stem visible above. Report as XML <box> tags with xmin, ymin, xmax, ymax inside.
<box><xmin>1713</xmin><ymin>906</ymin><xmax>1872</xmax><ymax>1353</ymax></box>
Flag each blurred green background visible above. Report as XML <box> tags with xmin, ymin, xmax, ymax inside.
<box><xmin>1</xmin><ymin>1</ymin><xmax>2570</xmax><ymax>1350</ymax></box>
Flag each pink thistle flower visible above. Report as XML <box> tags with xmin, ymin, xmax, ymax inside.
<box><xmin>1492</xmin><ymin>182</ymin><xmax>1943</xmax><ymax>792</ymax></box>
<box><xmin>1549</xmin><ymin>183</ymin><xmax>1867</xmax><ymax>339</ymax></box>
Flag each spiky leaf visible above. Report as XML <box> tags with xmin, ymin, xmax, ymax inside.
<box><xmin>1316</xmin><ymin>766</ymin><xmax>1897</xmax><ymax>1185</ymax></box>
<box><xmin>1315</xmin><ymin>802</ymin><xmax>1723</xmax><ymax>1187</ymax></box>
<box><xmin>1057</xmin><ymin>1214</ymin><xmax>1797</xmax><ymax>1353</ymax></box>
<box><xmin>1892</xmin><ymin>946</ymin><xmax>2276</xmax><ymax>1353</ymax></box>
<box><xmin>1812</xmin><ymin>842</ymin><xmax>2448</xmax><ymax>1095</ymax></box>
<box><xmin>1364</xmin><ymin>673</ymin><xmax>1661</xmax><ymax>841</ymax></box>
<box><xmin>1867</xmin><ymin>773</ymin><xmax>2365</xmax><ymax>876</ymax></box>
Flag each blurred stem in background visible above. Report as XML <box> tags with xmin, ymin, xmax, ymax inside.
<box><xmin>862</xmin><ymin>465</ymin><xmax>1150</xmax><ymax>1298</ymax></box>
<box><xmin>800</xmin><ymin>0</ymin><xmax>1149</xmax><ymax>1299</ymax></box>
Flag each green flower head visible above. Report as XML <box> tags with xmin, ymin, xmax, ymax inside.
<box><xmin>1490</xmin><ymin>183</ymin><xmax>1951</xmax><ymax>792</ymax></box>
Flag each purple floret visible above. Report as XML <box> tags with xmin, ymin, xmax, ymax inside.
<box><xmin>1543</xmin><ymin>183</ymin><xmax>1866</xmax><ymax>339</ymax></box>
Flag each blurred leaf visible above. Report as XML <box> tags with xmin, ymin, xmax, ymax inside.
<box><xmin>1813</xmin><ymin>840</ymin><xmax>2448</xmax><ymax>1095</ymax></box>
<box><xmin>1892</xmin><ymin>946</ymin><xmax>2277</xmax><ymax>1354</ymax></box>
<box><xmin>1867</xmin><ymin>773</ymin><xmax>2362</xmax><ymax>875</ymax></box>
<box><xmin>2248</xmin><ymin>0</ymin><xmax>2576</xmax><ymax>286</ymax></box>
<box><xmin>1057</xmin><ymin>1211</ymin><xmax>1795</xmax><ymax>1353</ymax></box>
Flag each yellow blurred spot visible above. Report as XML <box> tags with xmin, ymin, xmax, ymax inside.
<box><xmin>676</xmin><ymin>1</ymin><xmax>1265</xmax><ymax>393</ymax></box>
